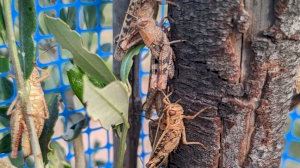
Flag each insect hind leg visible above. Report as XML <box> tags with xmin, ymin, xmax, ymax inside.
<box><xmin>181</xmin><ymin>126</ymin><xmax>206</xmax><ymax>149</ymax></box>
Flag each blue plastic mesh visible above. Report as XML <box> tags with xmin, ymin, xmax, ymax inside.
<box><xmin>281</xmin><ymin>109</ymin><xmax>300</xmax><ymax>168</ymax></box>
<box><xmin>0</xmin><ymin>0</ymin><xmax>168</xmax><ymax>167</ymax></box>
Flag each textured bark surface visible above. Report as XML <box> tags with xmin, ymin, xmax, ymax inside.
<box><xmin>163</xmin><ymin>0</ymin><xmax>300</xmax><ymax>167</ymax></box>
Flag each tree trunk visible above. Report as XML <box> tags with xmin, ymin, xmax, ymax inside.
<box><xmin>164</xmin><ymin>0</ymin><xmax>300</xmax><ymax>167</ymax></box>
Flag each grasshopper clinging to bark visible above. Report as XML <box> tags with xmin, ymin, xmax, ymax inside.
<box><xmin>114</xmin><ymin>0</ymin><xmax>159</xmax><ymax>61</ymax></box>
<box><xmin>7</xmin><ymin>67</ymin><xmax>49</xmax><ymax>158</ymax></box>
<box><xmin>120</xmin><ymin>15</ymin><xmax>183</xmax><ymax>118</ymax></box>
<box><xmin>114</xmin><ymin>0</ymin><xmax>177</xmax><ymax>61</ymax></box>
<box><xmin>146</xmin><ymin>93</ymin><xmax>210</xmax><ymax>168</ymax></box>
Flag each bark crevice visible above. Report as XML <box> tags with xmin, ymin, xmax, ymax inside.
<box><xmin>162</xmin><ymin>0</ymin><xmax>300</xmax><ymax>167</ymax></box>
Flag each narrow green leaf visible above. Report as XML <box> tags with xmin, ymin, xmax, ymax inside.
<box><xmin>18</xmin><ymin>0</ymin><xmax>36</xmax><ymax>80</ymax></box>
<box><xmin>67</xmin><ymin>67</ymin><xmax>84</xmax><ymax>102</ymax></box>
<box><xmin>44</xmin><ymin>16</ymin><xmax>116</xmax><ymax>85</ymax></box>
<box><xmin>83</xmin><ymin>77</ymin><xmax>129</xmax><ymax>129</ymax></box>
<box><xmin>0</xmin><ymin>55</ymin><xmax>9</xmax><ymax>72</ymax></box>
<box><xmin>0</xmin><ymin>134</ymin><xmax>11</xmax><ymax>153</ymax></box>
<box><xmin>0</xmin><ymin>111</ymin><xmax>11</xmax><ymax>154</ymax></box>
<box><xmin>39</xmin><ymin>94</ymin><xmax>59</xmax><ymax>164</ymax></box>
<box><xmin>67</xmin><ymin>66</ymin><xmax>107</xmax><ymax>102</ymax></box>
<box><xmin>0</xmin><ymin>114</ymin><xmax>9</xmax><ymax>128</ymax></box>
<box><xmin>0</xmin><ymin>107</ymin><xmax>9</xmax><ymax>119</ymax></box>
<box><xmin>0</xmin><ymin>78</ymin><xmax>13</xmax><ymax>101</ymax></box>
<box><xmin>120</xmin><ymin>44</ymin><xmax>144</xmax><ymax>85</ymax></box>
<box><xmin>0</xmin><ymin>2</ymin><xmax>6</xmax><ymax>42</ymax></box>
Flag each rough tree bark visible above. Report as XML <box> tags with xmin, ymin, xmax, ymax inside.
<box><xmin>163</xmin><ymin>0</ymin><xmax>300</xmax><ymax>167</ymax></box>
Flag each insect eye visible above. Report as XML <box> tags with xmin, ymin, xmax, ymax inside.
<box><xmin>139</xmin><ymin>21</ymin><xmax>148</xmax><ymax>27</ymax></box>
<box><xmin>169</xmin><ymin>110</ymin><xmax>176</xmax><ymax>116</ymax></box>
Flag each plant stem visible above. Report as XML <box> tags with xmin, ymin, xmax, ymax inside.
<box><xmin>73</xmin><ymin>134</ymin><xmax>86</xmax><ymax>168</ymax></box>
<box><xmin>2</xmin><ymin>1</ymin><xmax>44</xmax><ymax>167</ymax></box>
<box><xmin>65</xmin><ymin>91</ymin><xmax>86</xmax><ymax>168</ymax></box>
<box><xmin>116</xmin><ymin>121</ymin><xmax>129</xmax><ymax>168</ymax></box>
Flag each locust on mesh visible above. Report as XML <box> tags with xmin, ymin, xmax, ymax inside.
<box><xmin>146</xmin><ymin>93</ymin><xmax>210</xmax><ymax>168</ymax></box>
<box><xmin>7</xmin><ymin>67</ymin><xmax>49</xmax><ymax>158</ymax></box>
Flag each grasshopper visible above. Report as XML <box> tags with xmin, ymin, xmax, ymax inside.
<box><xmin>7</xmin><ymin>67</ymin><xmax>49</xmax><ymax>158</ymax></box>
<box><xmin>146</xmin><ymin>93</ymin><xmax>210</xmax><ymax>168</ymax></box>
<box><xmin>114</xmin><ymin>0</ymin><xmax>159</xmax><ymax>61</ymax></box>
<box><xmin>120</xmin><ymin>15</ymin><xmax>183</xmax><ymax>118</ymax></box>
<box><xmin>114</xmin><ymin>0</ymin><xmax>176</xmax><ymax>61</ymax></box>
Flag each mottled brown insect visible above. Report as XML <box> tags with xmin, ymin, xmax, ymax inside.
<box><xmin>121</xmin><ymin>15</ymin><xmax>181</xmax><ymax>118</ymax></box>
<box><xmin>114</xmin><ymin>0</ymin><xmax>159</xmax><ymax>61</ymax></box>
<box><xmin>146</xmin><ymin>94</ymin><xmax>209</xmax><ymax>168</ymax></box>
<box><xmin>7</xmin><ymin>67</ymin><xmax>49</xmax><ymax>158</ymax></box>
<box><xmin>114</xmin><ymin>0</ymin><xmax>177</xmax><ymax>61</ymax></box>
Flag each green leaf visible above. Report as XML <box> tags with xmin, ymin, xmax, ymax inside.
<box><xmin>0</xmin><ymin>78</ymin><xmax>13</xmax><ymax>101</ymax></box>
<box><xmin>120</xmin><ymin>44</ymin><xmax>144</xmax><ymax>92</ymax></box>
<box><xmin>0</xmin><ymin>109</ymin><xmax>9</xmax><ymax>154</ymax></box>
<box><xmin>39</xmin><ymin>94</ymin><xmax>59</xmax><ymax>164</ymax></box>
<box><xmin>67</xmin><ymin>67</ymin><xmax>84</xmax><ymax>102</ymax></box>
<box><xmin>83</xmin><ymin>77</ymin><xmax>129</xmax><ymax>129</ymax></box>
<box><xmin>0</xmin><ymin>114</ymin><xmax>9</xmax><ymax>128</ymax></box>
<box><xmin>67</xmin><ymin>66</ymin><xmax>107</xmax><ymax>102</ymax></box>
<box><xmin>0</xmin><ymin>107</ymin><xmax>9</xmax><ymax>119</ymax></box>
<box><xmin>46</xmin><ymin>142</ymin><xmax>71</xmax><ymax>168</ymax></box>
<box><xmin>0</xmin><ymin>2</ymin><xmax>6</xmax><ymax>42</ymax></box>
<box><xmin>18</xmin><ymin>0</ymin><xmax>36</xmax><ymax>80</ymax></box>
<box><xmin>0</xmin><ymin>110</ymin><xmax>12</xmax><ymax>154</ymax></box>
<box><xmin>44</xmin><ymin>16</ymin><xmax>116</xmax><ymax>85</ymax></box>
<box><xmin>38</xmin><ymin>11</ymin><xmax>56</xmax><ymax>35</ymax></box>
<box><xmin>0</xmin><ymin>55</ymin><xmax>9</xmax><ymax>72</ymax></box>
<box><xmin>0</xmin><ymin>134</ymin><xmax>11</xmax><ymax>154</ymax></box>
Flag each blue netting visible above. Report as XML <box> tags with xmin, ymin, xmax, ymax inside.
<box><xmin>282</xmin><ymin>109</ymin><xmax>300</xmax><ymax>168</ymax></box>
<box><xmin>0</xmin><ymin>0</ymin><xmax>169</xmax><ymax>167</ymax></box>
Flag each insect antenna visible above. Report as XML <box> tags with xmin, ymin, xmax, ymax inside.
<box><xmin>162</xmin><ymin>91</ymin><xmax>172</xmax><ymax>105</ymax></box>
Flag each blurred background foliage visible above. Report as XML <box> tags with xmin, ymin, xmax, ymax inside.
<box><xmin>0</xmin><ymin>0</ymin><xmax>113</xmax><ymax>167</ymax></box>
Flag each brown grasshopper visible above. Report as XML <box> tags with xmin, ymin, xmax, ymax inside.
<box><xmin>146</xmin><ymin>93</ymin><xmax>210</xmax><ymax>168</ymax></box>
<box><xmin>120</xmin><ymin>15</ymin><xmax>183</xmax><ymax>118</ymax></box>
<box><xmin>7</xmin><ymin>67</ymin><xmax>49</xmax><ymax>158</ymax></box>
<box><xmin>114</xmin><ymin>0</ymin><xmax>159</xmax><ymax>61</ymax></box>
<box><xmin>114</xmin><ymin>0</ymin><xmax>176</xmax><ymax>61</ymax></box>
